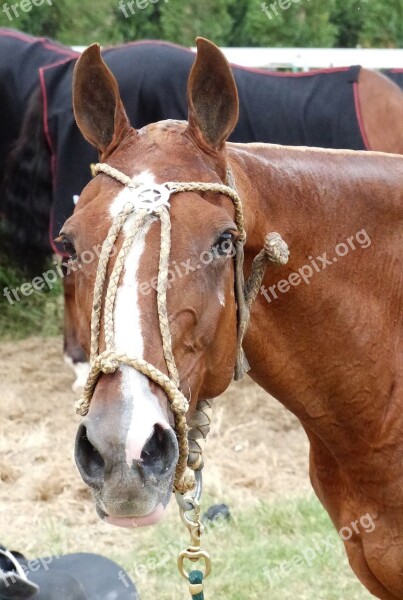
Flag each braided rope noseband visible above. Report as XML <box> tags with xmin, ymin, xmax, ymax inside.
<box><xmin>75</xmin><ymin>162</ymin><xmax>289</xmax><ymax>495</ymax></box>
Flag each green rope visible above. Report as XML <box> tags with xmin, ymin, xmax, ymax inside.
<box><xmin>189</xmin><ymin>570</ymin><xmax>204</xmax><ymax>600</ymax></box>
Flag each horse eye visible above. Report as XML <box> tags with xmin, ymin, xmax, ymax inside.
<box><xmin>212</xmin><ymin>231</ymin><xmax>236</xmax><ymax>256</ymax></box>
<box><xmin>61</xmin><ymin>235</ymin><xmax>77</xmax><ymax>260</ymax></box>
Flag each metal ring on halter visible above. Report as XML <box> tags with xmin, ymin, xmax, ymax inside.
<box><xmin>175</xmin><ymin>470</ymin><xmax>203</xmax><ymax>512</ymax></box>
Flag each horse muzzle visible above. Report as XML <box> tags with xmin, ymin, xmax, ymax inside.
<box><xmin>74</xmin><ymin>406</ymin><xmax>179</xmax><ymax>527</ymax></box>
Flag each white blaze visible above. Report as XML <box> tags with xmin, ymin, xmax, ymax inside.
<box><xmin>110</xmin><ymin>173</ymin><xmax>170</xmax><ymax>466</ymax></box>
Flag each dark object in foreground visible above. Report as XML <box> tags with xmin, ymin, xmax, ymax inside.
<box><xmin>0</xmin><ymin>546</ymin><xmax>139</xmax><ymax>599</ymax></box>
<box><xmin>202</xmin><ymin>504</ymin><xmax>231</xmax><ymax>525</ymax></box>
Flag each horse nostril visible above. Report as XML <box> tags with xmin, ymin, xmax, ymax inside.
<box><xmin>140</xmin><ymin>424</ymin><xmax>178</xmax><ymax>477</ymax></box>
<box><xmin>75</xmin><ymin>424</ymin><xmax>105</xmax><ymax>488</ymax></box>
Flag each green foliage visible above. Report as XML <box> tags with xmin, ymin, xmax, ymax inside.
<box><xmin>226</xmin><ymin>0</ymin><xmax>249</xmax><ymax>46</ymax></box>
<box><xmin>0</xmin><ymin>0</ymin><xmax>402</xmax><ymax>53</ymax></box>
<box><xmin>112</xmin><ymin>0</ymin><xmax>165</xmax><ymax>45</ymax></box>
<box><xmin>330</xmin><ymin>0</ymin><xmax>365</xmax><ymax>48</ymax></box>
<box><xmin>330</xmin><ymin>0</ymin><xmax>403</xmax><ymax>48</ymax></box>
<box><xmin>358</xmin><ymin>0</ymin><xmax>403</xmax><ymax>48</ymax></box>
<box><xmin>2</xmin><ymin>0</ymin><xmax>64</xmax><ymax>38</ymax></box>
<box><xmin>55</xmin><ymin>0</ymin><xmax>114</xmax><ymax>46</ymax></box>
<box><xmin>0</xmin><ymin>260</ymin><xmax>63</xmax><ymax>340</ymax></box>
<box><xmin>241</xmin><ymin>0</ymin><xmax>337</xmax><ymax>47</ymax></box>
<box><xmin>160</xmin><ymin>0</ymin><xmax>234</xmax><ymax>46</ymax></box>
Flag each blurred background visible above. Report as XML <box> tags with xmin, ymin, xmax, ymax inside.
<box><xmin>0</xmin><ymin>0</ymin><xmax>402</xmax><ymax>48</ymax></box>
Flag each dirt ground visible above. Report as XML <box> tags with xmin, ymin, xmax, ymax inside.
<box><xmin>0</xmin><ymin>336</ymin><xmax>310</xmax><ymax>557</ymax></box>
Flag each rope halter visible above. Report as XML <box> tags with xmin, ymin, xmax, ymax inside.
<box><xmin>75</xmin><ymin>162</ymin><xmax>250</xmax><ymax>494</ymax></box>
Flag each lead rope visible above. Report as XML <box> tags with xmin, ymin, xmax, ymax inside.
<box><xmin>76</xmin><ymin>161</ymin><xmax>289</xmax><ymax>598</ymax></box>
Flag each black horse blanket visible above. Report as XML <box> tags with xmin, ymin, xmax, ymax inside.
<box><xmin>0</xmin><ymin>547</ymin><xmax>139</xmax><ymax>599</ymax></box>
<box><xmin>0</xmin><ymin>30</ymin><xmax>368</xmax><ymax>255</ymax></box>
<box><xmin>0</xmin><ymin>29</ymin><xmax>77</xmax><ymax>186</ymax></box>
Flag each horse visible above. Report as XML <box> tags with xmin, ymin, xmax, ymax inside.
<box><xmin>2</xmin><ymin>28</ymin><xmax>403</xmax><ymax>391</ymax></box>
<box><xmin>66</xmin><ymin>39</ymin><xmax>402</xmax><ymax>600</ymax></box>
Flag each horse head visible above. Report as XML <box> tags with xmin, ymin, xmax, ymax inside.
<box><xmin>64</xmin><ymin>39</ymin><xmax>243</xmax><ymax>527</ymax></box>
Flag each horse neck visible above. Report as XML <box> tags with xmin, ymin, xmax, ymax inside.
<box><xmin>228</xmin><ymin>143</ymin><xmax>402</xmax><ymax>441</ymax></box>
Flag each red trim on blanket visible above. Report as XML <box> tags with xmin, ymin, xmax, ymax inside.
<box><xmin>0</xmin><ymin>28</ymin><xmax>78</xmax><ymax>58</ymax></box>
<box><xmin>40</xmin><ymin>40</ymin><xmax>78</xmax><ymax>57</ymax></box>
<box><xmin>230</xmin><ymin>65</ymin><xmax>351</xmax><ymax>77</ymax></box>
<box><xmin>353</xmin><ymin>81</ymin><xmax>370</xmax><ymax>151</ymax></box>
<box><xmin>0</xmin><ymin>29</ymin><xmax>36</xmax><ymax>42</ymax></box>
<box><xmin>103</xmin><ymin>39</ymin><xmax>194</xmax><ymax>54</ymax></box>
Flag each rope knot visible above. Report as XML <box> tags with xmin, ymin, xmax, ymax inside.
<box><xmin>75</xmin><ymin>396</ymin><xmax>89</xmax><ymax>417</ymax></box>
<box><xmin>97</xmin><ymin>352</ymin><xmax>120</xmax><ymax>374</ymax></box>
<box><xmin>171</xmin><ymin>394</ymin><xmax>189</xmax><ymax>416</ymax></box>
<box><xmin>264</xmin><ymin>232</ymin><xmax>290</xmax><ymax>265</ymax></box>
<box><xmin>175</xmin><ymin>467</ymin><xmax>196</xmax><ymax>494</ymax></box>
<box><xmin>122</xmin><ymin>202</ymin><xmax>134</xmax><ymax>216</ymax></box>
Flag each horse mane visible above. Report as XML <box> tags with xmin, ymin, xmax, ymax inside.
<box><xmin>0</xmin><ymin>86</ymin><xmax>52</xmax><ymax>276</ymax></box>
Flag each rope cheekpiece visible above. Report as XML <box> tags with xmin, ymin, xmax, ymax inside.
<box><xmin>75</xmin><ymin>161</ymin><xmax>289</xmax><ymax>495</ymax></box>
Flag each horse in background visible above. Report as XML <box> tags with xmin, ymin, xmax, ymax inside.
<box><xmin>0</xmin><ymin>30</ymin><xmax>76</xmax><ymax>273</ymax></box>
<box><xmin>2</xmin><ymin>28</ymin><xmax>403</xmax><ymax>389</ymax></box>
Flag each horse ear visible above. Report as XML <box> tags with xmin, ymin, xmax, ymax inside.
<box><xmin>73</xmin><ymin>44</ymin><xmax>132</xmax><ymax>158</ymax></box>
<box><xmin>187</xmin><ymin>37</ymin><xmax>239</xmax><ymax>152</ymax></box>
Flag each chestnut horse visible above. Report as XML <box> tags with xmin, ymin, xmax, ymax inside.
<box><xmin>65</xmin><ymin>40</ymin><xmax>402</xmax><ymax>599</ymax></box>
<box><xmin>2</xmin><ymin>30</ymin><xmax>403</xmax><ymax>396</ymax></box>
<box><xmin>61</xmin><ymin>59</ymin><xmax>403</xmax><ymax>392</ymax></box>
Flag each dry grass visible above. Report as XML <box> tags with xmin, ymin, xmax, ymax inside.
<box><xmin>0</xmin><ymin>337</ymin><xmax>372</xmax><ymax>599</ymax></box>
<box><xmin>0</xmin><ymin>338</ymin><xmax>310</xmax><ymax>532</ymax></box>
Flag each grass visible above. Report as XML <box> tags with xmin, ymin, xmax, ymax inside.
<box><xmin>0</xmin><ymin>260</ymin><xmax>63</xmax><ymax>339</ymax></box>
<box><xmin>26</xmin><ymin>494</ymin><xmax>372</xmax><ymax>600</ymax></box>
<box><xmin>0</xmin><ymin>260</ymin><xmax>373</xmax><ymax>599</ymax></box>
